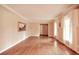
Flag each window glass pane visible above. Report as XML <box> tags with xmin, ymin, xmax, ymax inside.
<box><xmin>54</xmin><ymin>21</ymin><xmax>57</xmax><ymax>36</ymax></box>
<box><xmin>63</xmin><ymin>16</ymin><xmax>72</xmax><ymax>44</ymax></box>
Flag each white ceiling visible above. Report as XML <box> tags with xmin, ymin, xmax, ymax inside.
<box><xmin>5</xmin><ymin>4</ymin><xmax>74</xmax><ymax>23</ymax></box>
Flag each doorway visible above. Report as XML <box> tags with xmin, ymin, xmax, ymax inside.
<box><xmin>40</xmin><ymin>24</ymin><xmax>48</xmax><ymax>36</ymax></box>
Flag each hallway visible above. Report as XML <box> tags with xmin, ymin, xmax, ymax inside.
<box><xmin>0</xmin><ymin>36</ymin><xmax>78</xmax><ymax>55</ymax></box>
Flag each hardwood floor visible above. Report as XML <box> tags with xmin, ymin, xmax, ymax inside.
<box><xmin>0</xmin><ymin>36</ymin><xmax>78</xmax><ymax>55</ymax></box>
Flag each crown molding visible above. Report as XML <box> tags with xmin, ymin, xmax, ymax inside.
<box><xmin>1</xmin><ymin>5</ymin><xmax>29</xmax><ymax>22</ymax></box>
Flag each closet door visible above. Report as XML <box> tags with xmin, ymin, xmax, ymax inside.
<box><xmin>40</xmin><ymin>24</ymin><xmax>48</xmax><ymax>36</ymax></box>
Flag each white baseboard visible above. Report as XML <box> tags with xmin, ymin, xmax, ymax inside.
<box><xmin>0</xmin><ymin>36</ymin><xmax>29</xmax><ymax>53</ymax></box>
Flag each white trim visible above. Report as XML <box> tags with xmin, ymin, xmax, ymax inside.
<box><xmin>0</xmin><ymin>36</ymin><xmax>29</xmax><ymax>53</ymax></box>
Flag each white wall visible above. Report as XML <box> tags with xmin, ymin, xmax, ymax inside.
<box><xmin>27</xmin><ymin>23</ymin><xmax>40</xmax><ymax>37</ymax></box>
<box><xmin>0</xmin><ymin>6</ymin><xmax>28</xmax><ymax>51</ymax></box>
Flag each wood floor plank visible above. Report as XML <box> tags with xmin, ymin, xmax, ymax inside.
<box><xmin>0</xmin><ymin>36</ymin><xmax>78</xmax><ymax>55</ymax></box>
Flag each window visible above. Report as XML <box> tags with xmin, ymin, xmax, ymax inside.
<box><xmin>63</xmin><ymin>16</ymin><xmax>72</xmax><ymax>44</ymax></box>
<box><xmin>54</xmin><ymin>21</ymin><xmax>57</xmax><ymax>36</ymax></box>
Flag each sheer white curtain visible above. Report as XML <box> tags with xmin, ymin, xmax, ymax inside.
<box><xmin>63</xmin><ymin>16</ymin><xmax>72</xmax><ymax>44</ymax></box>
<box><xmin>54</xmin><ymin>21</ymin><xmax>57</xmax><ymax>36</ymax></box>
